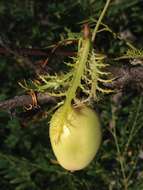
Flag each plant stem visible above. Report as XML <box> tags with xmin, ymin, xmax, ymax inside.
<box><xmin>124</xmin><ymin>97</ymin><xmax>142</xmax><ymax>154</ymax></box>
<box><xmin>111</xmin><ymin>104</ymin><xmax>128</xmax><ymax>190</ymax></box>
<box><xmin>64</xmin><ymin>37</ymin><xmax>90</xmax><ymax>107</ymax></box>
<box><xmin>54</xmin><ymin>29</ymin><xmax>91</xmax><ymax>143</ymax></box>
<box><xmin>92</xmin><ymin>0</ymin><xmax>112</xmax><ymax>42</ymax></box>
<box><xmin>112</xmin><ymin>126</ymin><xmax>128</xmax><ymax>190</ymax></box>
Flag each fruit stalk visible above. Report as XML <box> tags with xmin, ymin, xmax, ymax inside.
<box><xmin>54</xmin><ymin>25</ymin><xmax>91</xmax><ymax>143</ymax></box>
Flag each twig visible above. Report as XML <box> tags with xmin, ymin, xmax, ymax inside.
<box><xmin>92</xmin><ymin>0</ymin><xmax>112</xmax><ymax>42</ymax></box>
<box><xmin>110</xmin><ymin>92</ymin><xmax>128</xmax><ymax>190</ymax></box>
<box><xmin>106</xmin><ymin>66</ymin><xmax>143</xmax><ymax>91</ymax></box>
<box><xmin>0</xmin><ymin>93</ymin><xmax>56</xmax><ymax>111</ymax></box>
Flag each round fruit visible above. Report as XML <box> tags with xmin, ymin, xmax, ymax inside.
<box><xmin>49</xmin><ymin>105</ymin><xmax>101</xmax><ymax>171</ymax></box>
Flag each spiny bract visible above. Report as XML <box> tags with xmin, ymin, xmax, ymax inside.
<box><xmin>49</xmin><ymin>105</ymin><xmax>102</xmax><ymax>171</ymax></box>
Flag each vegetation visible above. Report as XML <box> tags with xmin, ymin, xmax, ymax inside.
<box><xmin>0</xmin><ymin>0</ymin><xmax>143</xmax><ymax>190</ymax></box>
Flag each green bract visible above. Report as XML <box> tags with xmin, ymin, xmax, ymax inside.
<box><xmin>50</xmin><ymin>105</ymin><xmax>102</xmax><ymax>171</ymax></box>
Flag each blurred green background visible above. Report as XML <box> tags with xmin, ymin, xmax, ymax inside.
<box><xmin>0</xmin><ymin>0</ymin><xmax>143</xmax><ymax>190</ymax></box>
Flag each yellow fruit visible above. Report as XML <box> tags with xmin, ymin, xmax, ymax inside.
<box><xmin>49</xmin><ymin>105</ymin><xmax>101</xmax><ymax>171</ymax></box>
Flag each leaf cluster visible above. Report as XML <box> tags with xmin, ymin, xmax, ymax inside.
<box><xmin>0</xmin><ymin>0</ymin><xmax>143</xmax><ymax>190</ymax></box>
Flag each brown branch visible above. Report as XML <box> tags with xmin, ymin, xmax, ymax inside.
<box><xmin>0</xmin><ymin>66</ymin><xmax>142</xmax><ymax>111</ymax></box>
<box><xmin>106</xmin><ymin>65</ymin><xmax>143</xmax><ymax>91</ymax></box>
<box><xmin>0</xmin><ymin>93</ymin><xmax>56</xmax><ymax>111</ymax></box>
<box><xmin>0</xmin><ymin>45</ymin><xmax>76</xmax><ymax>75</ymax></box>
<box><xmin>0</xmin><ymin>46</ymin><xmax>76</xmax><ymax>57</ymax></box>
